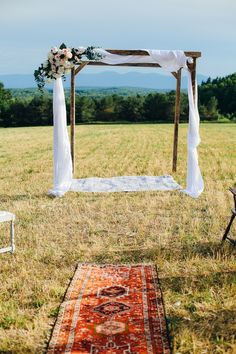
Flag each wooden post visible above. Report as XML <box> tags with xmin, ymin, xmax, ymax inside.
<box><xmin>70</xmin><ymin>62</ymin><xmax>88</xmax><ymax>173</ymax></box>
<box><xmin>191</xmin><ymin>57</ymin><xmax>197</xmax><ymax>102</ymax></box>
<box><xmin>70</xmin><ymin>67</ymin><xmax>75</xmax><ymax>172</ymax></box>
<box><xmin>172</xmin><ymin>69</ymin><xmax>182</xmax><ymax>172</ymax></box>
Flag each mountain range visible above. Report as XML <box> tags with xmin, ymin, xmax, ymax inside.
<box><xmin>0</xmin><ymin>71</ymin><xmax>207</xmax><ymax>90</ymax></box>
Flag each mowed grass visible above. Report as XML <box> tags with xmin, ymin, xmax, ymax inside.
<box><xmin>0</xmin><ymin>123</ymin><xmax>235</xmax><ymax>353</ymax></box>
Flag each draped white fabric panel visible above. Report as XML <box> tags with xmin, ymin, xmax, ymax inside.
<box><xmin>48</xmin><ymin>79</ymin><xmax>72</xmax><ymax>197</ymax></box>
<box><xmin>183</xmin><ymin>71</ymin><xmax>204</xmax><ymax>197</ymax></box>
<box><xmin>95</xmin><ymin>49</ymin><xmax>189</xmax><ymax>72</ymax></box>
<box><xmin>49</xmin><ymin>49</ymin><xmax>204</xmax><ymax>198</ymax></box>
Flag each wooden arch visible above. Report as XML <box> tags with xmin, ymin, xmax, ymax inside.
<box><xmin>70</xmin><ymin>50</ymin><xmax>201</xmax><ymax>173</ymax></box>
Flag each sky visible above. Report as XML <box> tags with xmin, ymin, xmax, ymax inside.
<box><xmin>0</xmin><ymin>0</ymin><xmax>235</xmax><ymax>78</ymax></box>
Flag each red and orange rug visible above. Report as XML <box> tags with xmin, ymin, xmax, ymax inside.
<box><xmin>47</xmin><ymin>264</ymin><xmax>170</xmax><ymax>354</ymax></box>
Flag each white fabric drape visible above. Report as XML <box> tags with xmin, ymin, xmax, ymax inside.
<box><xmin>183</xmin><ymin>71</ymin><xmax>204</xmax><ymax>197</ymax></box>
<box><xmin>49</xmin><ymin>49</ymin><xmax>204</xmax><ymax>198</ymax></box>
<box><xmin>94</xmin><ymin>49</ymin><xmax>189</xmax><ymax>71</ymax></box>
<box><xmin>48</xmin><ymin>78</ymin><xmax>72</xmax><ymax>197</ymax></box>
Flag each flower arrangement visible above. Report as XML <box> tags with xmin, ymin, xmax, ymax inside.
<box><xmin>34</xmin><ymin>43</ymin><xmax>102</xmax><ymax>90</ymax></box>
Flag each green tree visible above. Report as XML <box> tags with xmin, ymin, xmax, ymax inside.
<box><xmin>199</xmin><ymin>72</ymin><xmax>236</xmax><ymax>119</ymax></box>
<box><xmin>115</xmin><ymin>95</ymin><xmax>144</xmax><ymax>122</ymax></box>
<box><xmin>143</xmin><ymin>93</ymin><xmax>174</xmax><ymax>122</ymax></box>
<box><xmin>75</xmin><ymin>96</ymin><xmax>96</xmax><ymax>123</ymax></box>
<box><xmin>0</xmin><ymin>82</ymin><xmax>12</xmax><ymax>127</ymax></box>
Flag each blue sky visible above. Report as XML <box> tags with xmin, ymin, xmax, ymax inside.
<box><xmin>0</xmin><ymin>0</ymin><xmax>235</xmax><ymax>78</ymax></box>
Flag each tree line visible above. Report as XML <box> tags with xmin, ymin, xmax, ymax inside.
<box><xmin>0</xmin><ymin>73</ymin><xmax>235</xmax><ymax>127</ymax></box>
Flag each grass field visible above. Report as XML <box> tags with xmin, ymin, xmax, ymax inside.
<box><xmin>0</xmin><ymin>123</ymin><xmax>236</xmax><ymax>353</ymax></box>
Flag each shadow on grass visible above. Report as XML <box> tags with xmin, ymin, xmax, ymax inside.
<box><xmin>0</xmin><ymin>194</ymin><xmax>29</xmax><ymax>202</ymax></box>
<box><xmin>167</xmin><ymin>308</ymin><xmax>236</xmax><ymax>351</ymax></box>
<box><xmin>162</xmin><ymin>268</ymin><xmax>236</xmax><ymax>351</ymax></box>
<box><xmin>91</xmin><ymin>241</ymin><xmax>236</xmax><ymax>265</ymax></box>
<box><xmin>91</xmin><ymin>247</ymin><xmax>158</xmax><ymax>264</ymax></box>
<box><xmin>0</xmin><ymin>193</ymin><xmax>50</xmax><ymax>202</ymax></box>
<box><xmin>161</xmin><ymin>270</ymin><xmax>236</xmax><ymax>294</ymax></box>
<box><xmin>155</xmin><ymin>240</ymin><xmax>236</xmax><ymax>261</ymax></box>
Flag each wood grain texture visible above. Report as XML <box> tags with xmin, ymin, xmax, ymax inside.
<box><xmin>172</xmin><ymin>69</ymin><xmax>182</xmax><ymax>173</ymax></box>
<box><xmin>104</xmin><ymin>49</ymin><xmax>201</xmax><ymax>58</ymax></box>
<box><xmin>190</xmin><ymin>58</ymin><xmax>197</xmax><ymax>101</ymax></box>
<box><xmin>70</xmin><ymin>67</ymin><xmax>75</xmax><ymax>172</ymax></box>
<box><xmin>87</xmin><ymin>62</ymin><xmax>161</xmax><ymax>68</ymax></box>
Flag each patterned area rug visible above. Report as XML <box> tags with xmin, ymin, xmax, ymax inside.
<box><xmin>70</xmin><ymin>175</ymin><xmax>181</xmax><ymax>193</ymax></box>
<box><xmin>47</xmin><ymin>264</ymin><xmax>170</xmax><ymax>354</ymax></box>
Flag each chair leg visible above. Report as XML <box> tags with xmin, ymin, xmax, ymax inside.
<box><xmin>222</xmin><ymin>214</ymin><xmax>236</xmax><ymax>243</ymax></box>
<box><xmin>10</xmin><ymin>220</ymin><xmax>15</xmax><ymax>253</ymax></box>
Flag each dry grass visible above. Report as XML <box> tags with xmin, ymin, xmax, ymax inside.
<box><xmin>0</xmin><ymin>123</ymin><xmax>235</xmax><ymax>353</ymax></box>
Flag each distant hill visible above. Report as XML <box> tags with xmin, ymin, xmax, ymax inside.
<box><xmin>0</xmin><ymin>71</ymin><xmax>207</xmax><ymax>90</ymax></box>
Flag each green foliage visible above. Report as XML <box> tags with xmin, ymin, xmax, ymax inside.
<box><xmin>0</xmin><ymin>316</ymin><xmax>16</xmax><ymax>329</ymax></box>
<box><xmin>1</xmin><ymin>71</ymin><xmax>236</xmax><ymax>127</ymax></box>
<box><xmin>199</xmin><ymin>72</ymin><xmax>236</xmax><ymax>119</ymax></box>
<box><xmin>0</xmin><ymin>82</ymin><xmax>12</xmax><ymax>126</ymax></box>
<box><xmin>143</xmin><ymin>92</ymin><xmax>176</xmax><ymax>122</ymax></box>
<box><xmin>74</xmin><ymin>96</ymin><xmax>96</xmax><ymax>123</ymax></box>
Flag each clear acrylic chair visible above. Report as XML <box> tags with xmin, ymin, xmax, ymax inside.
<box><xmin>221</xmin><ymin>188</ymin><xmax>236</xmax><ymax>245</ymax></box>
<box><xmin>0</xmin><ymin>211</ymin><xmax>15</xmax><ymax>254</ymax></box>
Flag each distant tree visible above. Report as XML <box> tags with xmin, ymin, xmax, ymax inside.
<box><xmin>75</xmin><ymin>96</ymin><xmax>96</xmax><ymax>123</ymax></box>
<box><xmin>0</xmin><ymin>82</ymin><xmax>12</xmax><ymax>127</ymax></box>
<box><xmin>95</xmin><ymin>95</ymin><xmax>116</xmax><ymax>121</ymax></box>
<box><xmin>207</xmin><ymin>96</ymin><xmax>218</xmax><ymax>116</ymax></box>
<box><xmin>199</xmin><ymin>72</ymin><xmax>236</xmax><ymax>119</ymax></box>
<box><xmin>143</xmin><ymin>93</ymin><xmax>174</xmax><ymax>122</ymax></box>
<box><xmin>115</xmin><ymin>95</ymin><xmax>144</xmax><ymax>122</ymax></box>
<box><xmin>26</xmin><ymin>96</ymin><xmax>53</xmax><ymax>126</ymax></box>
<box><xmin>1</xmin><ymin>73</ymin><xmax>236</xmax><ymax>127</ymax></box>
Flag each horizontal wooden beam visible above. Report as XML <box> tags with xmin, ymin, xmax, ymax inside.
<box><xmin>76</xmin><ymin>49</ymin><xmax>201</xmax><ymax>69</ymax></box>
<box><xmin>184</xmin><ymin>51</ymin><xmax>201</xmax><ymax>58</ymax></box>
<box><xmin>87</xmin><ymin>62</ymin><xmax>161</xmax><ymax>68</ymax></box>
<box><xmin>105</xmin><ymin>49</ymin><xmax>201</xmax><ymax>58</ymax></box>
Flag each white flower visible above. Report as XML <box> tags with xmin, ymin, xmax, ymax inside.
<box><xmin>77</xmin><ymin>47</ymin><xmax>85</xmax><ymax>55</ymax></box>
<box><xmin>43</xmin><ymin>60</ymin><xmax>48</xmax><ymax>68</ymax></box>
<box><xmin>51</xmin><ymin>47</ymin><xmax>58</xmax><ymax>54</ymax></box>
<box><xmin>63</xmin><ymin>61</ymin><xmax>70</xmax><ymax>69</ymax></box>
<box><xmin>58</xmin><ymin>66</ymin><xmax>64</xmax><ymax>74</ymax></box>
<box><xmin>53</xmin><ymin>73</ymin><xmax>61</xmax><ymax>79</ymax></box>
<box><xmin>48</xmin><ymin>52</ymin><xmax>54</xmax><ymax>59</ymax></box>
<box><xmin>65</xmin><ymin>69</ymin><xmax>71</xmax><ymax>74</ymax></box>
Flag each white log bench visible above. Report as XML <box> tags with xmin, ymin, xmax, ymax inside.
<box><xmin>0</xmin><ymin>211</ymin><xmax>15</xmax><ymax>254</ymax></box>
